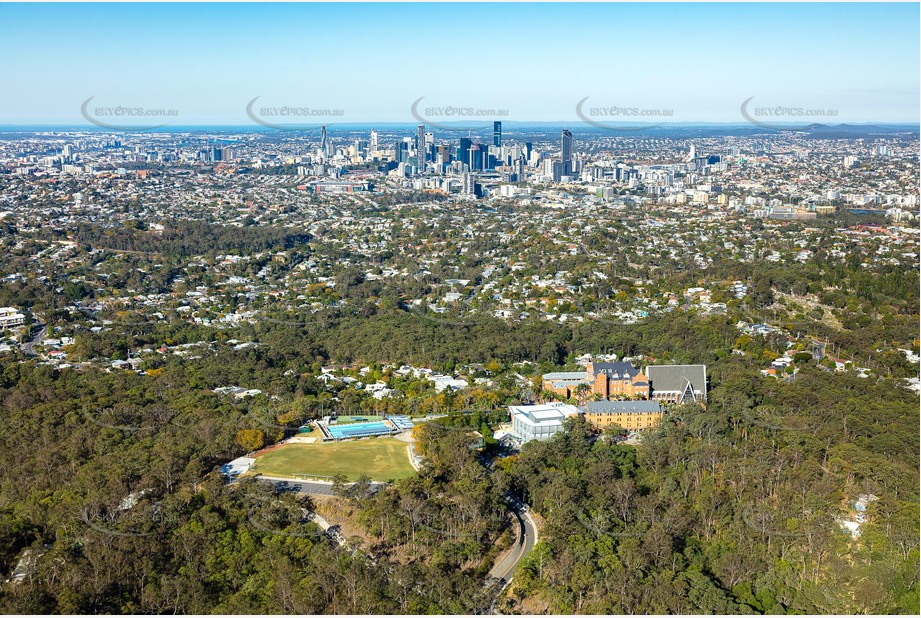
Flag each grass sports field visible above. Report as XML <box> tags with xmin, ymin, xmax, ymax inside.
<box><xmin>252</xmin><ymin>437</ymin><xmax>416</xmax><ymax>482</ymax></box>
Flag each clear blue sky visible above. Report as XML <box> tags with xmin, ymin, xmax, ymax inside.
<box><xmin>0</xmin><ymin>2</ymin><xmax>918</xmax><ymax>124</ymax></box>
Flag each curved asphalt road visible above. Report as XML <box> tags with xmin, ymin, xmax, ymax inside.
<box><xmin>486</xmin><ymin>495</ymin><xmax>538</xmax><ymax>613</ymax></box>
<box><xmin>21</xmin><ymin>324</ymin><xmax>46</xmax><ymax>356</ymax></box>
<box><xmin>255</xmin><ymin>477</ymin><xmax>537</xmax><ymax>614</ymax></box>
<box><xmin>256</xmin><ymin>474</ymin><xmax>385</xmax><ymax>497</ymax></box>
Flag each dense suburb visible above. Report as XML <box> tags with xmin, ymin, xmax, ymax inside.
<box><xmin>0</xmin><ymin>310</ymin><xmax>917</xmax><ymax>613</ymax></box>
<box><xmin>0</xmin><ymin>212</ymin><xmax>918</xmax><ymax>614</ymax></box>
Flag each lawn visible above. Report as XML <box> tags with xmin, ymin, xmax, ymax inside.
<box><xmin>252</xmin><ymin>437</ymin><xmax>416</xmax><ymax>482</ymax></box>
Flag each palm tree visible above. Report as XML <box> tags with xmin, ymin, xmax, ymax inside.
<box><xmin>573</xmin><ymin>383</ymin><xmax>591</xmax><ymax>406</ymax></box>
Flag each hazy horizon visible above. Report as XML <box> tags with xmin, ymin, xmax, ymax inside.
<box><xmin>1</xmin><ymin>2</ymin><xmax>918</xmax><ymax>125</ymax></box>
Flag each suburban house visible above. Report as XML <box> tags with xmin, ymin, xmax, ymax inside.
<box><xmin>0</xmin><ymin>307</ymin><xmax>25</xmax><ymax>330</ymax></box>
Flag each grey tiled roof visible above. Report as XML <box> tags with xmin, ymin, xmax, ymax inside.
<box><xmin>549</xmin><ymin>380</ymin><xmax>586</xmax><ymax>389</ymax></box>
<box><xmin>542</xmin><ymin>372</ymin><xmax>588</xmax><ymax>380</ymax></box>
<box><xmin>591</xmin><ymin>362</ymin><xmax>639</xmax><ymax>378</ymax></box>
<box><xmin>581</xmin><ymin>401</ymin><xmax>662</xmax><ymax>414</ymax></box>
<box><xmin>645</xmin><ymin>364</ymin><xmax>707</xmax><ymax>395</ymax></box>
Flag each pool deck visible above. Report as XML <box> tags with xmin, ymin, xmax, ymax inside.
<box><xmin>317</xmin><ymin>419</ymin><xmax>395</xmax><ymax>441</ymax></box>
<box><xmin>312</xmin><ymin>416</ymin><xmax>416</xmax><ymax>442</ymax></box>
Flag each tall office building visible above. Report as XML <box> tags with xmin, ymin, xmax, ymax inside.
<box><xmin>561</xmin><ymin>130</ymin><xmax>573</xmax><ymax>177</ymax></box>
<box><xmin>436</xmin><ymin>144</ymin><xmax>452</xmax><ymax>167</ymax></box>
<box><xmin>469</xmin><ymin>143</ymin><xmax>484</xmax><ymax>171</ymax></box>
<box><xmin>458</xmin><ymin>137</ymin><xmax>472</xmax><ymax>171</ymax></box>
<box><xmin>416</xmin><ymin>125</ymin><xmax>426</xmax><ymax>168</ymax></box>
<box><xmin>424</xmin><ymin>132</ymin><xmax>434</xmax><ymax>161</ymax></box>
<box><xmin>395</xmin><ymin>140</ymin><xmax>407</xmax><ymax>163</ymax></box>
<box><xmin>462</xmin><ymin>172</ymin><xmax>474</xmax><ymax>195</ymax></box>
<box><xmin>544</xmin><ymin>158</ymin><xmax>562</xmax><ymax>182</ymax></box>
<box><xmin>370</xmin><ymin>130</ymin><xmax>378</xmax><ymax>151</ymax></box>
<box><xmin>320</xmin><ymin>126</ymin><xmax>328</xmax><ymax>151</ymax></box>
<box><xmin>493</xmin><ymin>121</ymin><xmax>502</xmax><ymax>147</ymax></box>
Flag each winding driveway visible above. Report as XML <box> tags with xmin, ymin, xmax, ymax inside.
<box><xmin>485</xmin><ymin>494</ymin><xmax>538</xmax><ymax>613</ymax></box>
<box><xmin>256</xmin><ymin>474</ymin><xmax>385</xmax><ymax>497</ymax></box>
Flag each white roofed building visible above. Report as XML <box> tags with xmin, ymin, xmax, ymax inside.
<box><xmin>0</xmin><ymin>307</ymin><xmax>25</xmax><ymax>330</ymax></box>
<box><xmin>509</xmin><ymin>402</ymin><xmax>581</xmax><ymax>442</ymax></box>
<box><xmin>221</xmin><ymin>457</ymin><xmax>255</xmax><ymax>477</ymax></box>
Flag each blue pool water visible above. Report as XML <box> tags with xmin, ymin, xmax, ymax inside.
<box><xmin>325</xmin><ymin>421</ymin><xmax>391</xmax><ymax>439</ymax></box>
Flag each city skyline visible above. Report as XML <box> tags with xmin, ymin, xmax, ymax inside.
<box><xmin>0</xmin><ymin>2</ymin><xmax>918</xmax><ymax>616</ymax></box>
<box><xmin>0</xmin><ymin>2</ymin><xmax>918</xmax><ymax>125</ymax></box>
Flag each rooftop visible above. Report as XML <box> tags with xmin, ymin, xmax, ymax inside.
<box><xmin>582</xmin><ymin>400</ymin><xmax>662</xmax><ymax>414</ymax></box>
<box><xmin>509</xmin><ymin>402</ymin><xmax>581</xmax><ymax>427</ymax></box>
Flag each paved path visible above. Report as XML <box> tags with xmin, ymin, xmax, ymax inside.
<box><xmin>406</xmin><ymin>443</ymin><xmax>425</xmax><ymax>471</ymax></box>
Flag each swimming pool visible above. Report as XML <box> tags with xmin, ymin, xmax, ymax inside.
<box><xmin>325</xmin><ymin>421</ymin><xmax>392</xmax><ymax>439</ymax></box>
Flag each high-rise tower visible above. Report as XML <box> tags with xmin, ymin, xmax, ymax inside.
<box><xmin>416</xmin><ymin>124</ymin><xmax>426</xmax><ymax>170</ymax></box>
<box><xmin>561</xmin><ymin>129</ymin><xmax>573</xmax><ymax>177</ymax></box>
<box><xmin>458</xmin><ymin>137</ymin><xmax>472</xmax><ymax>171</ymax></box>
